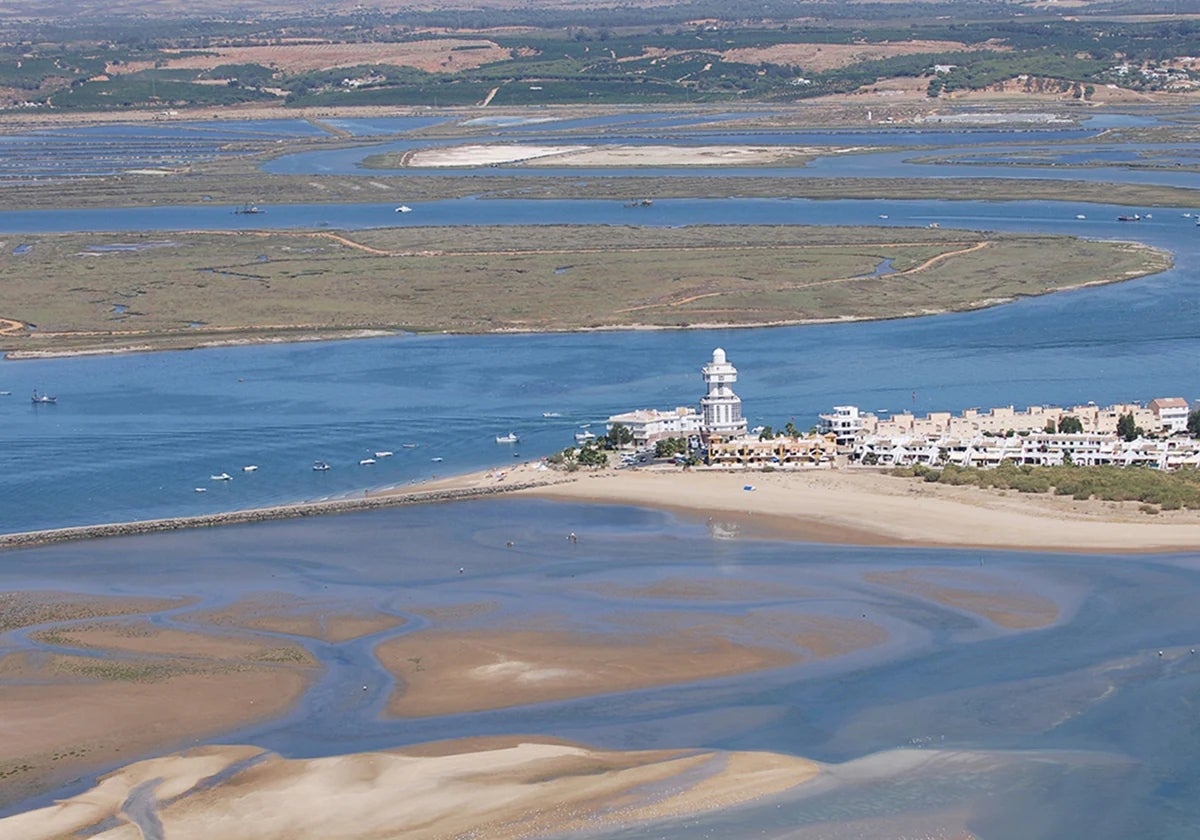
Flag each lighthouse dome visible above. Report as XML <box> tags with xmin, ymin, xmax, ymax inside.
<box><xmin>712</xmin><ymin>348</ymin><xmax>726</xmax><ymax>364</ymax></box>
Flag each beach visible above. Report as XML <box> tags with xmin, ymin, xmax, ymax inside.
<box><xmin>514</xmin><ymin>465</ymin><xmax>1200</xmax><ymax>553</ymax></box>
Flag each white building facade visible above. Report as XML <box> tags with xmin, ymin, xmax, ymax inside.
<box><xmin>699</xmin><ymin>347</ymin><xmax>747</xmax><ymax>438</ymax></box>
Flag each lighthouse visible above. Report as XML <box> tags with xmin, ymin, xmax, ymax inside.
<box><xmin>700</xmin><ymin>348</ymin><xmax>747</xmax><ymax>438</ymax></box>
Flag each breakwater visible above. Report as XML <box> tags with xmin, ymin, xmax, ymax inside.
<box><xmin>0</xmin><ymin>479</ymin><xmax>560</xmax><ymax>549</ymax></box>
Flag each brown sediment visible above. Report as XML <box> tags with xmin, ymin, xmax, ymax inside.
<box><xmin>864</xmin><ymin>569</ymin><xmax>1061</xmax><ymax>630</ymax></box>
<box><xmin>188</xmin><ymin>593</ymin><xmax>406</xmax><ymax>643</ymax></box>
<box><xmin>0</xmin><ymin>590</ymin><xmax>189</xmax><ymax>631</ymax></box>
<box><xmin>376</xmin><ymin>626</ymin><xmax>799</xmax><ymax>717</ymax></box>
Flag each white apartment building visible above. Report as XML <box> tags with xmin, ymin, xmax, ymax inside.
<box><xmin>1149</xmin><ymin>397</ymin><xmax>1191</xmax><ymax>434</ymax></box>
<box><xmin>605</xmin><ymin>406</ymin><xmax>704</xmax><ymax>448</ymax></box>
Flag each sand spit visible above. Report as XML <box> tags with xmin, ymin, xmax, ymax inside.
<box><xmin>0</xmin><ymin>740</ymin><xmax>819</xmax><ymax>840</ymax></box>
<box><xmin>516</xmin><ymin>467</ymin><xmax>1200</xmax><ymax>553</ymax></box>
<box><xmin>402</xmin><ymin>142</ymin><xmax>857</xmax><ymax>168</ymax></box>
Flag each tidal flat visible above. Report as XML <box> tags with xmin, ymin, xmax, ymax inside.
<box><xmin>2</xmin><ymin>499</ymin><xmax>1200</xmax><ymax>838</ymax></box>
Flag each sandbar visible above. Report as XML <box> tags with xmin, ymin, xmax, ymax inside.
<box><xmin>515</xmin><ymin>466</ymin><xmax>1200</xmax><ymax>553</ymax></box>
<box><xmin>0</xmin><ymin>739</ymin><xmax>819</xmax><ymax>840</ymax></box>
<box><xmin>401</xmin><ymin>142</ymin><xmax>856</xmax><ymax>167</ymax></box>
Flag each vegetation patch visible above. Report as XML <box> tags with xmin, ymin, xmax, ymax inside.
<box><xmin>895</xmin><ymin>463</ymin><xmax>1200</xmax><ymax>510</ymax></box>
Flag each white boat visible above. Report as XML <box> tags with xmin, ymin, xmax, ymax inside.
<box><xmin>359</xmin><ymin>458</ymin><xmax>377</xmax><ymax>466</ymax></box>
<box><xmin>395</xmin><ymin>205</ymin><xmax>413</xmax><ymax>213</ymax></box>
<box><xmin>31</xmin><ymin>390</ymin><xmax>56</xmax><ymax>404</ymax></box>
<box><xmin>0</xmin><ymin>391</ymin><xmax>10</xmax><ymax>396</ymax></box>
<box><xmin>242</xmin><ymin>465</ymin><xmax>258</xmax><ymax>472</ymax></box>
<box><xmin>431</xmin><ymin>456</ymin><xmax>443</xmax><ymax>462</ymax></box>
<box><xmin>194</xmin><ymin>487</ymin><xmax>207</xmax><ymax>493</ymax></box>
<box><xmin>1075</xmin><ymin>214</ymin><xmax>1086</xmax><ymax>220</ymax></box>
<box><xmin>401</xmin><ymin>443</ymin><xmax>418</xmax><ymax>449</ymax></box>
<box><xmin>211</xmin><ymin>473</ymin><xmax>232</xmax><ymax>481</ymax></box>
<box><xmin>495</xmin><ymin>432</ymin><xmax>520</xmax><ymax>444</ymax></box>
<box><xmin>574</xmin><ymin>431</ymin><xmax>596</xmax><ymax>442</ymax></box>
<box><xmin>542</xmin><ymin>412</ymin><xmax>562</xmax><ymax>418</ymax></box>
<box><xmin>375</xmin><ymin>450</ymin><xmax>393</xmax><ymax>457</ymax></box>
<box><xmin>879</xmin><ymin>214</ymin><xmax>889</xmax><ymax>219</ymax></box>
<box><xmin>312</xmin><ymin>460</ymin><xmax>330</xmax><ymax>472</ymax></box>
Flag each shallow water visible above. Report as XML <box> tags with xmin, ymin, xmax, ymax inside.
<box><xmin>3</xmin><ymin>499</ymin><xmax>1199</xmax><ymax>838</ymax></box>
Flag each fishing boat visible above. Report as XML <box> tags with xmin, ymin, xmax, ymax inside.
<box><xmin>211</xmin><ymin>473</ymin><xmax>232</xmax><ymax>481</ymax></box>
<box><xmin>1117</xmin><ymin>214</ymin><xmax>1141</xmax><ymax>222</ymax></box>
<box><xmin>395</xmin><ymin>205</ymin><xmax>413</xmax><ymax>213</ymax></box>
<box><xmin>312</xmin><ymin>460</ymin><xmax>330</xmax><ymax>472</ymax></box>
<box><xmin>31</xmin><ymin>390</ymin><xmax>57</xmax><ymax>404</ymax></box>
<box><xmin>495</xmin><ymin>432</ymin><xmax>520</xmax><ymax>444</ymax></box>
<box><xmin>234</xmin><ymin>204</ymin><xmax>264</xmax><ymax>215</ymax></box>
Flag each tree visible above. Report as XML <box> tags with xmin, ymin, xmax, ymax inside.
<box><xmin>605</xmin><ymin>422</ymin><xmax>634</xmax><ymax>449</ymax></box>
<box><xmin>655</xmin><ymin>437</ymin><xmax>686</xmax><ymax>458</ymax></box>
<box><xmin>758</xmin><ymin>425</ymin><xmax>774</xmax><ymax>440</ymax></box>
<box><xmin>1188</xmin><ymin>409</ymin><xmax>1200</xmax><ymax>437</ymax></box>
<box><xmin>576</xmin><ymin>443</ymin><xmax>607</xmax><ymax>468</ymax></box>
<box><xmin>1058</xmin><ymin>415</ymin><xmax>1083</xmax><ymax>434</ymax></box>
<box><xmin>1117</xmin><ymin>412</ymin><xmax>1139</xmax><ymax>441</ymax></box>
<box><xmin>784</xmin><ymin>421</ymin><xmax>798</xmax><ymax>438</ymax></box>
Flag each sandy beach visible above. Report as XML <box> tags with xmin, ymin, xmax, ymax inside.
<box><xmin>2</xmin><ymin>740</ymin><xmax>819</xmax><ymax>840</ymax></box>
<box><xmin>513</xmin><ymin>465</ymin><xmax>1200</xmax><ymax>553</ymax></box>
<box><xmin>401</xmin><ymin>142</ymin><xmax>859</xmax><ymax>168</ymax></box>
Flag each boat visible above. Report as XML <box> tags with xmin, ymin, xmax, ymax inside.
<box><xmin>495</xmin><ymin>432</ymin><xmax>520</xmax><ymax>444</ymax></box>
<box><xmin>1117</xmin><ymin>214</ymin><xmax>1141</xmax><ymax>222</ymax></box>
<box><xmin>542</xmin><ymin>412</ymin><xmax>562</xmax><ymax>418</ymax></box>
<box><xmin>574</xmin><ymin>431</ymin><xmax>596</xmax><ymax>442</ymax></box>
<box><xmin>431</xmin><ymin>456</ymin><xmax>444</xmax><ymax>462</ymax></box>
<box><xmin>375</xmin><ymin>451</ymin><xmax>393</xmax><ymax>457</ymax></box>
<box><xmin>395</xmin><ymin>205</ymin><xmax>413</xmax><ymax>213</ymax></box>
<box><xmin>0</xmin><ymin>391</ymin><xmax>10</xmax><ymax>396</ymax></box>
<box><xmin>878</xmin><ymin>214</ymin><xmax>889</xmax><ymax>219</ymax></box>
<box><xmin>211</xmin><ymin>473</ymin><xmax>232</xmax><ymax>481</ymax></box>
<box><xmin>234</xmin><ymin>204</ymin><xmax>264</xmax><ymax>215</ymax></box>
<box><xmin>312</xmin><ymin>461</ymin><xmax>330</xmax><ymax>472</ymax></box>
<box><xmin>242</xmin><ymin>465</ymin><xmax>258</xmax><ymax>472</ymax></box>
<box><xmin>1075</xmin><ymin>214</ymin><xmax>1087</xmax><ymax>220</ymax></box>
<box><xmin>625</xmin><ymin>198</ymin><xmax>653</xmax><ymax>208</ymax></box>
<box><xmin>194</xmin><ymin>487</ymin><xmax>207</xmax><ymax>493</ymax></box>
<box><xmin>31</xmin><ymin>390</ymin><xmax>56</xmax><ymax>404</ymax></box>
<box><xmin>401</xmin><ymin>443</ymin><xmax>418</xmax><ymax>449</ymax></box>
<box><xmin>359</xmin><ymin>458</ymin><xmax>376</xmax><ymax>466</ymax></box>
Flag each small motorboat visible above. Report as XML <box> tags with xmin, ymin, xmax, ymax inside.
<box><xmin>0</xmin><ymin>391</ymin><xmax>10</xmax><ymax>396</ymax></box>
<box><xmin>194</xmin><ymin>487</ymin><xmax>207</xmax><ymax>493</ymax></box>
<box><xmin>31</xmin><ymin>390</ymin><xmax>56</xmax><ymax>404</ymax></box>
<box><xmin>574</xmin><ymin>431</ymin><xmax>596</xmax><ymax>442</ymax></box>
<box><xmin>211</xmin><ymin>473</ymin><xmax>232</xmax><ymax>481</ymax></box>
<box><xmin>374</xmin><ymin>451</ymin><xmax>394</xmax><ymax>458</ymax></box>
<box><xmin>359</xmin><ymin>458</ymin><xmax>377</xmax><ymax>466</ymax></box>
<box><xmin>243</xmin><ymin>465</ymin><xmax>258</xmax><ymax>472</ymax></box>
<box><xmin>401</xmin><ymin>443</ymin><xmax>418</xmax><ymax>449</ymax></box>
<box><xmin>312</xmin><ymin>461</ymin><xmax>331</xmax><ymax>472</ymax></box>
<box><xmin>878</xmin><ymin>214</ymin><xmax>889</xmax><ymax>219</ymax></box>
<box><xmin>1075</xmin><ymin>214</ymin><xmax>1086</xmax><ymax>220</ymax></box>
<box><xmin>1117</xmin><ymin>214</ymin><xmax>1141</xmax><ymax>222</ymax></box>
<box><xmin>542</xmin><ymin>412</ymin><xmax>562</xmax><ymax>418</ymax></box>
<box><xmin>395</xmin><ymin>205</ymin><xmax>413</xmax><ymax>213</ymax></box>
<box><xmin>495</xmin><ymin>432</ymin><xmax>520</xmax><ymax>444</ymax></box>
<box><xmin>431</xmin><ymin>456</ymin><xmax>444</xmax><ymax>462</ymax></box>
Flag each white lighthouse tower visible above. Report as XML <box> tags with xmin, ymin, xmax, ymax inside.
<box><xmin>700</xmin><ymin>347</ymin><xmax>747</xmax><ymax>438</ymax></box>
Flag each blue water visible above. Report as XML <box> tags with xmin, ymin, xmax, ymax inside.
<box><xmin>3</xmin><ymin>500</ymin><xmax>1200</xmax><ymax>839</ymax></box>
<box><xmin>2</xmin><ymin>109</ymin><xmax>1200</xmax><ymax>837</ymax></box>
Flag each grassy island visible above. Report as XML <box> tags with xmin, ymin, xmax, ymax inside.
<box><xmin>0</xmin><ymin>225</ymin><xmax>1169</xmax><ymax>356</ymax></box>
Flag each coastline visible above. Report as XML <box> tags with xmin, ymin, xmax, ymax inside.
<box><xmin>7</xmin><ymin>461</ymin><xmax>1200</xmax><ymax>553</ymax></box>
